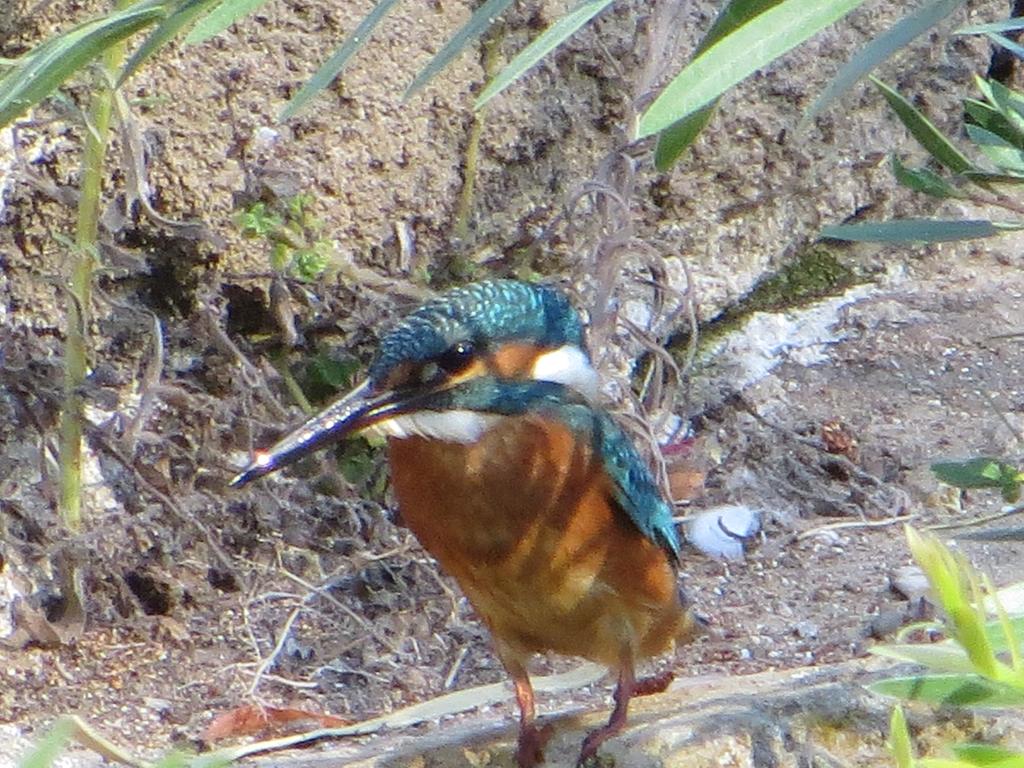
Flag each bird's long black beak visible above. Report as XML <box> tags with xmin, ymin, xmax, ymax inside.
<box><xmin>231</xmin><ymin>379</ymin><xmax>402</xmax><ymax>487</ymax></box>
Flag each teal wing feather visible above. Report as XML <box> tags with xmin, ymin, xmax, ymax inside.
<box><xmin>590</xmin><ymin>411</ymin><xmax>681</xmax><ymax>562</ymax></box>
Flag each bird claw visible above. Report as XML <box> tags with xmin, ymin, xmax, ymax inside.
<box><xmin>576</xmin><ymin>727</ymin><xmax>610</xmax><ymax>767</ymax></box>
<box><xmin>516</xmin><ymin>721</ymin><xmax>553</xmax><ymax>768</ymax></box>
<box><xmin>576</xmin><ymin>669</ymin><xmax>676</xmax><ymax>765</ymax></box>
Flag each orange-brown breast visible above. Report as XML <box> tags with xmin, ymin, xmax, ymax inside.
<box><xmin>387</xmin><ymin>414</ymin><xmax>686</xmax><ymax>667</ymax></box>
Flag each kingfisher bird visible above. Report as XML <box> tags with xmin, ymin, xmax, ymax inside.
<box><xmin>232</xmin><ymin>279</ymin><xmax>696</xmax><ymax>767</ymax></box>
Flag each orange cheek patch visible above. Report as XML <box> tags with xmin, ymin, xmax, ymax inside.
<box><xmin>488</xmin><ymin>343</ymin><xmax>545</xmax><ymax>378</ymax></box>
<box><xmin>446</xmin><ymin>358</ymin><xmax>490</xmax><ymax>386</ymax></box>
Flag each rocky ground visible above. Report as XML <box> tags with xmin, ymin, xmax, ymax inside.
<box><xmin>1</xmin><ymin>0</ymin><xmax>1022</xmax><ymax>766</ymax></box>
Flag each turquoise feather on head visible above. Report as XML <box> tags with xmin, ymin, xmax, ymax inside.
<box><xmin>368</xmin><ymin>279</ymin><xmax>585</xmax><ymax>387</ymax></box>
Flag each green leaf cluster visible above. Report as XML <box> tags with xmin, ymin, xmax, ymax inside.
<box><xmin>1</xmin><ymin>0</ymin><xmax>974</xmax><ymax>176</ymax></box>
<box><xmin>235</xmin><ymin>193</ymin><xmax>332</xmax><ymax>282</ymax></box>
<box><xmin>824</xmin><ymin>69</ymin><xmax>1024</xmax><ymax>244</ymax></box>
<box><xmin>873</xmin><ymin>528</ymin><xmax>1024</xmax><ymax>768</ymax></box>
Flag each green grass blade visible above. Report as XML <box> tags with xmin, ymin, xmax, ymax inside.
<box><xmin>120</xmin><ymin>0</ymin><xmax>220</xmax><ymax>85</ymax></box>
<box><xmin>474</xmin><ymin>0</ymin><xmax>614</xmax><ymax>110</ymax></box>
<box><xmin>280</xmin><ymin>0</ymin><xmax>403</xmax><ymax>120</ymax></box>
<box><xmin>284</xmin><ymin>0</ymin><xmax>403</xmax><ymax>120</ymax></box>
<box><xmin>964</xmin><ymin>97</ymin><xmax>1024</xmax><ymax>149</ymax></box>
<box><xmin>932</xmin><ymin>458</ymin><xmax>1021</xmax><ymax>490</ymax></box>
<box><xmin>184</xmin><ymin>0</ymin><xmax>270</xmax><ymax>44</ymax></box>
<box><xmin>870</xmin><ymin>674</ymin><xmax>1024</xmax><ymax>707</ymax></box>
<box><xmin>17</xmin><ymin>718</ymin><xmax>75</xmax><ymax>768</ymax></box>
<box><xmin>963</xmin><ymin>170</ymin><xmax>1024</xmax><ymax>184</ymax></box>
<box><xmin>871</xmin><ymin>76</ymin><xmax>973</xmax><ymax>173</ymax></box>
<box><xmin>804</xmin><ymin>0</ymin><xmax>965</xmax><ymax>123</ymax></box>
<box><xmin>405</xmin><ymin>0</ymin><xmax>514</xmax><ymax>99</ymax></box>
<box><xmin>653</xmin><ymin>0</ymin><xmax>783</xmax><ymax>170</ymax></box>
<box><xmin>0</xmin><ymin>2</ymin><xmax>166</xmax><ymax>128</ymax></box>
<box><xmin>958</xmin><ymin>18</ymin><xmax>1024</xmax><ymax>35</ymax></box>
<box><xmin>890</xmin><ymin>706</ymin><xmax>914</xmax><ymax>768</ymax></box>
<box><xmin>637</xmin><ymin>0</ymin><xmax>868</xmax><ymax>139</ymax></box>
<box><xmin>821</xmin><ymin>219</ymin><xmax>1014</xmax><ymax>242</ymax></box>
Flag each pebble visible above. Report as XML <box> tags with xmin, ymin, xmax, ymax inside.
<box><xmin>686</xmin><ymin>505</ymin><xmax>762</xmax><ymax>560</ymax></box>
<box><xmin>866</xmin><ymin>609</ymin><xmax>905</xmax><ymax>639</ymax></box>
<box><xmin>793</xmin><ymin>620</ymin><xmax>819</xmax><ymax>640</ymax></box>
<box><xmin>890</xmin><ymin>565</ymin><xmax>930</xmax><ymax>602</ymax></box>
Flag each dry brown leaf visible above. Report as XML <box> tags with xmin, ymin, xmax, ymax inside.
<box><xmin>204</xmin><ymin>704</ymin><xmax>350</xmax><ymax>742</ymax></box>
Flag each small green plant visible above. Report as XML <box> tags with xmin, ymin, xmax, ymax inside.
<box><xmin>235</xmin><ymin>193</ymin><xmax>331</xmax><ymax>281</ymax></box>
<box><xmin>932</xmin><ymin>458</ymin><xmax>1024</xmax><ymax>504</ymax></box>
<box><xmin>872</xmin><ymin>528</ymin><xmax>1024</xmax><ymax>767</ymax></box>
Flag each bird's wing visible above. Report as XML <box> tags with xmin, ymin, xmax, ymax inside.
<box><xmin>589</xmin><ymin>411</ymin><xmax>681</xmax><ymax>563</ymax></box>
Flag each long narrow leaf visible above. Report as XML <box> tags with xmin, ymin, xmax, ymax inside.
<box><xmin>17</xmin><ymin>718</ymin><xmax>75</xmax><ymax>768</ymax></box>
<box><xmin>637</xmin><ymin>0</ymin><xmax>868</xmax><ymax>139</ymax></box>
<box><xmin>475</xmin><ymin>0</ymin><xmax>614</xmax><ymax>110</ymax></box>
<box><xmin>405</xmin><ymin>0</ymin><xmax>514</xmax><ymax>99</ymax></box>
<box><xmin>871</xmin><ymin>643</ymin><xmax>975</xmax><ymax>673</ymax></box>
<box><xmin>184</xmin><ymin>0</ymin><xmax>270</xmax><ymax>44</ymax></box>
<box><xmin>120</xmin><ymin>0</ymin><xmax>220</xmax><ymax>85</ymax></box>
<box><xmin>870</xmin><ymin>674</ymin><xmax>1024</xmax><ymax>707</ymax></box>
<box><xmin>821</xmin><ymin>219</ymin><xmax>1017</xmax><ymax>243</ymax></box>
<box><xmin>952</xmin><ymin>743</ymin><xmax>1024</xmax><ymax>767</ymax></box>
<box><xmin>872</xmin><ymin>77</ymin><xmax>974</xmax><ymax>173</ymax></box>
<box><xmin>280</xmin><ymin>0</ymin><xmax>403</xmax><ymax>120</ymax></box>
<box><xmin>966</xmin><ymin>124</ymin><xmax>1024</xmax><ymax>173</ymax></box>
<box><xmin>890</xmin><ymin>707</ymin><xmax>914</xmax><ymax>768</ymax></box>
<box><xmin>963</xmin><ymin>169</ymin><xmax>1024</xmax><ymax>184</ymax></box>
<box><xmin>986</xmin><ymin>32</ymin><xmax>1024</xmax><ymax>62</ymax></box>
<box><xmin>0</xmin><ymin>3</ymin><xmax>165</xmax><ymax>128</ymax></box>
<box><xmin>804</xmin><ymin>0</ymin><xmax>965</xmax><ymax>123</ymax></box>
<box><xmin>653</xmin><ymin>0</ymin><xmax>783</xmax><ymax>170</ymax></box>
<box><xmin>958</xmin><ymin>18</ymin><xmax>1024</xmax><ymax>35</ymax></box>
<box><xmin>653</xmin><ymin>107</ymin><xmax>716</xmax><ymax>170</ymax></box>
<box><xmin>975</xmin><ymin>76</ymin><xmax>1024</xmax><ymax>137</ymax></box>
<box><xmin>891</xmin><ymin>155</ymin><xmax>960</xmax><ymax>198</ymax></box>
<box><xmin>932</xmin><ymin>458</ymin><xmax>1021</xmax><ymax>491</ymax></box>
<box><xmin>965</xmin><ymin>98</ymin><xmax>1007</xmax><ymax>130</ymax></box>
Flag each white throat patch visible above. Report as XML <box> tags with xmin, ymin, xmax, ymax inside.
<box><xmin>530</xmin><ymin>344</ymin><xmax>599</xmax><ymax>402</ymax></box>
<box><xmin>367</xmin><ymin>410</ymin><xmax>501</xmax><ymax>444</ymax></box>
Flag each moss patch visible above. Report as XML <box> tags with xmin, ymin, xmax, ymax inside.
<box><xmin>674</xmin><ymin>245</ymin><xmax>858</xmax><ymax>358</ymax></box>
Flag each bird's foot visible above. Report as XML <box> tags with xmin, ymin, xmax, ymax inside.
<box><xmin>576</xmin><ymin>669</ymin><xmax>674</xmax><ymax>765</ymax></box>
<box><xmin>634</xmin><ymin>669</ymin><xmax>675</xmax><ymax>697</ymax></box>
<box><xmin>576</xmin><ymin>722</ymin><xmax>618</xmax><ymax>767</ymax></box>
<box><xmin>515</xmin><ymin>721</ymin><xmax>553</xmax><ymax>768</ymax></box>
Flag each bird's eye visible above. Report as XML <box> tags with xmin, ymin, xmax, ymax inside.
<box><xmin>437</xmin><ymin>340</ymin><xmax>476</xmax><ymax>374</ymax></box>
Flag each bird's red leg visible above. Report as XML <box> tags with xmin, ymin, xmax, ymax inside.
<box><xmin>577</xmin><ymin>659</ymin><xmax>636</xmax><ymax>766</ymax></box>
<box><xmin>508</xmin><ymin>661</ymin><xmax>552</xmax><ymax>768</ymax></box>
